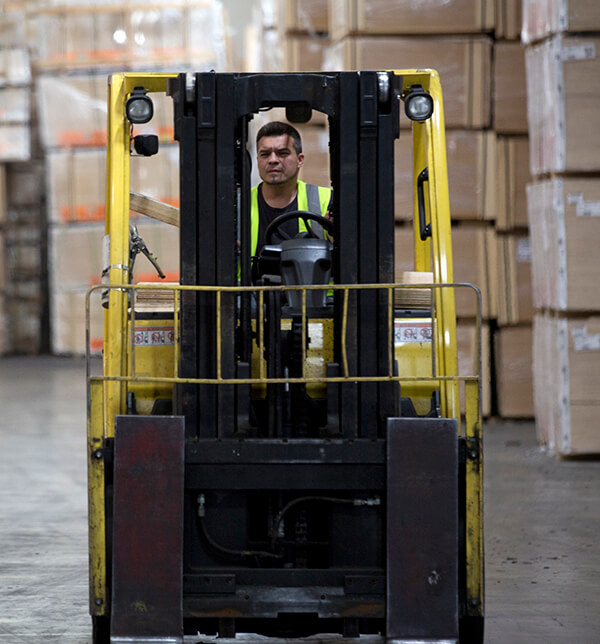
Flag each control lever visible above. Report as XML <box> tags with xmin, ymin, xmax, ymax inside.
<box><xmin>129</xmin><ymin>223</ymin><xmax>166</xmax><ymax>279</ymax></box>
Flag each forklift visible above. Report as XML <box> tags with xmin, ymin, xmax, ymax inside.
<box><xmin>86</xmin><ymin>70</ymin><xmax>484</xmax><ymax>643</ymax></box>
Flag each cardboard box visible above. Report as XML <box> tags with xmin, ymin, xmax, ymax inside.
<box><xmin>285</xmin><ymin>0</ymin><xmax>329</xmax><ymax>33</ymax></box>
<box><xmin>284</xmin><ymin>34</ymin><xmax>330</xmax><ymax>71</ymax></box>
<box><xmin>0</xmin><ymin>5</ymin><xmax>28</xmax><ymax>51</ymax></box>
<box><xmin>0</xmin><ymin>165</ymin><xmax>6</xmax><ymax>224</ymax></box>
<box><xmin>0</xmin><ymin>48</ymin><xmax>31</xmax><ymax>87</ymax></box>
<box><xmin>533</xmin><ymin>313</ymin><xmax>600</xmax><ymax>455</ymax></box>
<box><xmin>495</xmin><ymin>136</ymin><xmax>530</xmax><ymax>230</ymax></box>
<box><xmin>496</xmin><ymin>0</ymin><xmax>523</xmax><ymax>40</ymax></box>
<box><xmin>495</xmin><ymin>325</ymin><xmax>534</xmax><ymax>418</ymax></box>
<box><xmin>2</xmin><ymin>297</ymin><xmax>41</xmax><ymax>355</ymax></box>
<box><xmin>396</xmin><ymin>130</ymin><xmax>495</xmax><ymax>222</ymax></box>
<box><xmin>457</xmin><ymin>319</ymin><xmax>491</xmax><ymax>417</ymax></box>
<box><xmin>0</xmin><ymin>230</ymin><xmax>6</xmax><ymax>290</ymax></box>
<box><xmin>496</xmin><ymin>233</ymin><xmax>534</xmax><ymax>326</ymax></box>
<box><xmin>49</xmin><ymin>221</ymin><xmax>180</xmax><ymax>292</ymax></box>
<box><xmin>51</xmin><ymin>288</ymin><xmax>105</xmax><ymax>356</ymax></box>
<box><xmin>526</xmin><ymin>35</ymin><xmax>600</xmax><ymax>174</ymax></box>
<box><xmin>36</xmin><ymin>74</ymin><xmax>175</xmax><ymax>149</ymax></box>
<box><xmin>452</xmin><ymin>225</ymin><xmax>496</xmax><ymax>319</ymax></box>
<box><xmin>4</xmin><ymin>225</ymin><xmax>41</xmax><ymax>278</ymax></box>
<box><xmin>6</xmin><ymin>162</ymin><xmax>44</xmax><ymax>207</ymax></box>
<box><xmin>328</xmin><ymin>0</ymin><xmax>494</xmax><ymax>40</ymax></box>
<box><xmin>0</xmin><ymin>87</ymin><xmax>30</xmax><ymax>124</ymax></box>
<box><xmin>259</xmin><ymin>0</ymin><xmax>281</xmax><ymax>30</ymax></box>
<box><xmin>46</xmin><ymin>144</ymin><xmax>179</xmax><ymax>224</ymax></box>
<box><xmin>494</xmin><ymin>41</ymin><xmax>528</xmax><ymax>134</ymax></box>
<box><xmin>522</xmin><ymin>0</ymin><xmax>600</xmax><ymax>44</ymax></box>
<box><xmin>31</xmin><ymin>4</ymin><xmax>228</xmax><ymax>71</ymax></box>
<box><xmin>527</xmin><ymin>178</ymin><xmax>600</xmax><ymax>312</ymax></box>
<box><xmin>0</xmin><ymin>124</ymin><xmax>30</xmax><ymax>161</ymax></box>
<box><xmin>324</xmin><ymin>36</ymin><xmax>492</xmax><ymax>129</ymax></box>
<box><xmin>395</xmin><ymin>224</ymin><xmax>494</xmax><ymax>319</ymax></box>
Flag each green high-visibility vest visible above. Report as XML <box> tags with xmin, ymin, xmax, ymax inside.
<box><xmin>250</xmin><ymin>180</ymin><xmax>331</xmax><ymax>256</ymax></box>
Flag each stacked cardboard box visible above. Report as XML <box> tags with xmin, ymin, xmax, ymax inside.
<box><xmin>0</xmin><ymin>47</ymin><xmax>31</xmax><ymax>162</ymax></box>
<box><xmin>22</xmin><ymin>0</ymin><xmax>229</xmax><ymax>355</ymax></box>
<box><xmin>321</xmin><ymin>0</ymin><xmax>497</xmax><ymax>414</ymax></box>
<box><xmin>523</xmin><ymin>0</ymin><xmax>600</xmax><ymax>454</ymax></box>
<box><xmin>0</xmin><ymin>161</ymin><xmax>46</xmax><ymax>354</ymax></box>
<box><xmin>491</xmin><ymin>0</ymin><xmax>535</xmax><ymax>419</ymax></box>
<box><xmin>0</xmin><ymin>13</ymin><xmax>44</xmax><ymax>355</ymax></box>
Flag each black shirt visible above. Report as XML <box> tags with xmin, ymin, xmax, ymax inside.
<box><xmin>255</xmin><ymin>184</ymin><xmax>301</xmax><ymax>253</ymax></box>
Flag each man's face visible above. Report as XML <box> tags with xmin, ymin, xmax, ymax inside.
<box><xmin>257</xmin><ymin>134</ymin><xmax>304</xmax><ymax>186</ymax></box>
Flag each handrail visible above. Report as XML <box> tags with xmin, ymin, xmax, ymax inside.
<box><xmin>87</xmin><ymin>281</ymin><xmax>481</xmax><ymax>390</ymax></box>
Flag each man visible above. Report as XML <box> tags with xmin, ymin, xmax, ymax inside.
<box><xmin>251</xmin><ymin>121</ymin><xmax>332</xmax><ymax>256</ymax></box>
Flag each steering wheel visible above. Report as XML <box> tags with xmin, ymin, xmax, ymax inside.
<box><xmin>264</xmin><ymin>210</ymin><xmax>334</xmax><ymax>245</ymax></box>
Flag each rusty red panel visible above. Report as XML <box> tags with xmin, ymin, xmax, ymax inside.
<box><xmin>111</xmin><ymin>415</ymin><xmax>185</xmax><ymax>641</ymax></box>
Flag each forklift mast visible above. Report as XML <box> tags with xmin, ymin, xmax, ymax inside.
<box><xmin>171</xmin><ymin>71</ymin><xmax>402</xmax><ymax>439</ymax></box>
<box><xmin>87</xmin><ymin>70</ymin><xmax>484</xmax><ymax>644</ymax></box>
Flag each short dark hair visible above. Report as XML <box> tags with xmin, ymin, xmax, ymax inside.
<box><xmin>256</xmin><ymin>121</ymin><xmax>302</xmax><ymax>154</ymax></box>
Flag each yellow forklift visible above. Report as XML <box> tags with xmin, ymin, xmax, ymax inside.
<box><xmin>87</xmin><ymin>70</ymin><xmax>484</xmax><ymax>643</ymax></box>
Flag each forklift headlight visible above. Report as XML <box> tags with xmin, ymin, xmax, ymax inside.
<box><xmin>404</xmin><ymin>85</ymin><xmax>434</xmax><ymax>122</ymax></box>
<box><xmin>126</xmin><ymin>87</ymin><xmax>154</xmax><ymax>124</ymax></box>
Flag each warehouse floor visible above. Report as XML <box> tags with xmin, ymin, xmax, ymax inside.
<box><xmin>1</xmin><ymin>356</ymin><xmax>599</xmax><ymax>643</ymax></box>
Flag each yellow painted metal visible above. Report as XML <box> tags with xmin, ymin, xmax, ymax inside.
<box><xmin>103</xmin><ymin>72</ymin><xmax>177</xmax><ymax>437</ymax></box>
<box><xmin>464</xmin><ymin>378</ymin><xmax>484</xmax><ymax>618</ymax></box>
<box><xmin>250</xmin><ymin>317</ymin><xmax>334</xmax><ymax>399</ymax></box>
<box><xmin>87</xmin><ymin>379</ymin><xmax>106</xmax><ymax>615</ymax></box>
<box><xmin>394</xmin><ymin>69</ymin><xmax>460</xmax><ymax>422</ymax></box>
<box><xmin>412</xmin><ymin>121</ymin><xmax>430</xmax><ymax>273</ymax></box>
<box><xmin>127</xmin><ymin>317</ymin><xmax>175</xmax><ymax>414</ymax></box>
<box><xmin>394</xmin><ymin>316</ymin><xmax>438</xmax><ymax>416</ymax></box>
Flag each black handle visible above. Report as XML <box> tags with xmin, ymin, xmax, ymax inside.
<box><xmin>417</xmin><ymin>167</ymin><xmax>431</xmax><ymax>241</ymax></box>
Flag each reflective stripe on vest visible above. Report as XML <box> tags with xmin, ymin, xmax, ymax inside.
<box><xmin>250</xmin><ymin>180</ymin><xmax>331</xmax><ymax>256</ymax></box>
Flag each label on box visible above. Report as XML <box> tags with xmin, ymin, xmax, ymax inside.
<box><xmin>394</xmin><ymin>320</ymin><xmax>432</xmax><ymax>345</ymax></box>
<box><xmin>567</xmin><ymin>193</ymin><xmax>600</xmax><ymax>217</ymax></box>
<box><xmin>134</xmin><ymin>326</ymin><xmax>175</xmax><ymax>347</ymax></box>
<box><xmin>560</xmin><ymin>44</ymin><xmax>596</xmax><ymax>62</ymax></box>
<box><xmin>571</xmin><ymin>327</ymin><xmax>600</xmax><ymax>352</ymax></box>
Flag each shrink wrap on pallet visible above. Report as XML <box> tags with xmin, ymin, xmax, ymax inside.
<box><xmin>36</xmin><ymin>74</ymin><xmax>176</xmax><ymax>149</ymax></box>
<box><xmin>30</xmin><ymin>1</ymin><xmax>228</xmax><ymax>71</ymax></box>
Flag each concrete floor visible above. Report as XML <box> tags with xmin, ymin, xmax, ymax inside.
<box><xmin>1</xmin><ymin>356</ymin><xmax>599</xmax><ymax>643</ymax></box>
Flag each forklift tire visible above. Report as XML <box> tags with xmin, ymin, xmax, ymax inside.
<box><xmin>92</xmin><ymin>615</ymin><xmax>110</xmax><ymax>644</ymax></box>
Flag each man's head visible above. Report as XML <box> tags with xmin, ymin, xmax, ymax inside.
<box><xmin>256</xmin><ymin>121</ymin><xmax>304</xmax><ymax>187</ymax></box>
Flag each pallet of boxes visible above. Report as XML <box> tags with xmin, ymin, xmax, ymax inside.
<box><xmin>323</xmin><ymin>0</ymin><xmax>497</xmax><ymax>416</ymax></box>
<box><xmin>28</xmin><ymin>0</ymin><xmax>229</xmax><ymax>355</ymax></box>
<box><xmin>493</xmin><ymin>0</ymin><xmax>536</xmax><ymax>420</ymax></box>
<box><xmin>0</xmin><ymin>2</ymin><xmax>44</xmax><ymax>355</ymax></box>
<box><xmin>523</xmin><ymin>0</ymin><xmax>600</xmax><ymax>455</ymax></box>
